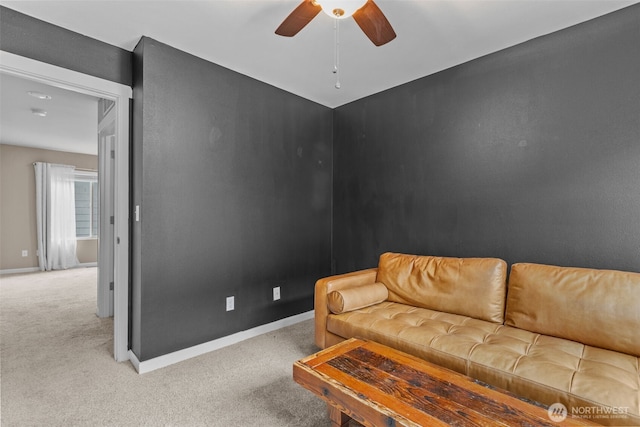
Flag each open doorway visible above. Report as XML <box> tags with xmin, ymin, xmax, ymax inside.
<box><xmin>1</xmin><ymin>72</ymin><xmax>115</xmax><ymax>317</ymax></box>
<box><xmin>0</xmin><ymin>51</ymin><xmax>131</xmax><ymax>362</ymax></box>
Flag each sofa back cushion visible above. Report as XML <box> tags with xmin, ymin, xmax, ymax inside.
<box><xmin>376</xmin><ymin>252</ymin><xmax>508</xmax><ymax>323</ymax></box>
<box><xmin>505</xmin><ymin>263</ymin><xmax>640</xmax><ymax>357</ymax></box>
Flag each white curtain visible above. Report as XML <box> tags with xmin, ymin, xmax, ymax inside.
<box><xmin>34</xmin><ymin>162</ymin><xmax>80</xmax><ymax>271</ymax></box>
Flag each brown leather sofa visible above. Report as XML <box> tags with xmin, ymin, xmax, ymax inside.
<box><xmin>315</xmin><ymin>252</ymin><xmax>640</xmax><ymax>426</ymax></box>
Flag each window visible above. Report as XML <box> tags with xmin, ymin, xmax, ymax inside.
<box><xmin>75</xmin><ymin>172</ymin><xmax>99</xmax><ymax>238</ymax></box>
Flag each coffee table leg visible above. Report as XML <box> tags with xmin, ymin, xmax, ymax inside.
<box><xmin>328</xmin><ymin>404</ymin><xmax>351</xmax><ymax>427</ymax></box>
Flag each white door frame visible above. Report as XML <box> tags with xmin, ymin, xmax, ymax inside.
<box><xmin>0</xmin><ymin>51</ymin><xmax>132</xmax><ymax>362</ymax></box>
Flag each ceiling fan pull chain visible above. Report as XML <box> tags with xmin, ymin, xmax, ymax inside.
<box><xmin>334</xmin><ymin>18</ymin><xmax>341</xmax><ymax>89</ymax></box>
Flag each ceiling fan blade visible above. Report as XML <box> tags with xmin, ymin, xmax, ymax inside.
<box><xmin>275</xmin><ymin>0</ymin><xmax>322</xmax><ymax>37</ymax></box>
<box><xmin>352</xmin><ymin>0</ymin><xmax>396</xmax><ymax>46</ymax></box>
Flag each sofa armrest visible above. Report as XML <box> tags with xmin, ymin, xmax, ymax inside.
<box><xmin>314</xmin><ymin>268</ymin><xmax>378</xmax><ymax>349</ymax></box>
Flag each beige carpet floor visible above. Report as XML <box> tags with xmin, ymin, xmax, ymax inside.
<box><xmin>0</xmin><ymin>268</ymin><xmax>340</xmax><ymax>426</ymax></box>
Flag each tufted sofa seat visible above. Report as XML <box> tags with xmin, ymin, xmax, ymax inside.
<box><xmin>315</xmin><ymin>253</ymin><xmax>640</xmax><ymax>426</ymax></box>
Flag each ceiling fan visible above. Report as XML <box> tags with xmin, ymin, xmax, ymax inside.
<box><xmin>275</xmin><ymin>0</ymin><xmax>396</xmax><ymax>47</ymax></box>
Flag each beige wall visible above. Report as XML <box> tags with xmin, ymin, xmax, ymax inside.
<box><xmin>0</xmin><ymin>144</ymin><xmax>98</xmax><ymax>271</ymax></box>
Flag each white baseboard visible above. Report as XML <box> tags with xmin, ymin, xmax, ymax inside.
<box><xmin>0</xmin><ymin>267</ymin><xmax>40</xmax><ymax>275</ymax></box>
<box><xmin>127</xmin><ymin>349</ymin><xmax>141</xmax><ymax>372</ymax></box>
<box><xmin>0</xmin><ymin>262</ymin><xmax>98</xmax><ymax>276</ymax></box>
<box><xmin>130</xmin><ymin>310</ymin><xmax>314</xmax><ymax>374</ymax></box>
<box><xmin>80</xmin><ymin>262</ymin><xmax>98</xmax><ymax>267</ymax></box>
<box><xmin>0</xmin><ymin>263</ymin><xmax>97</xmax><ymax>276</ymax></box>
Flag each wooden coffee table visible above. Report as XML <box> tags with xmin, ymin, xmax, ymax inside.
<box><xmin>293</xmin><ymin>338</ymin><xmax>597</xmax><ymax>426</ymax></box>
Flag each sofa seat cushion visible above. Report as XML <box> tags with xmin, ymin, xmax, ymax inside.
<box><xmin>327</xmin><ymin>302</ymin><xmax>640</xmax><ymax>425</ymax></box>
<box><xmin>327</xmin><ymin>301</ymin><xmax>503</xmax><ymax>373</ymax></box>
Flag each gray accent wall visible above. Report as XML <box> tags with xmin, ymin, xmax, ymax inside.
<box><xmin>132</xmin><ymin>38</ymin><xmax>332</xmax><ymax>360</ymax></box>
<box><xmin>332</xmin><ymin>5</ymin><xmax>640</xmax><ymax>273</ymax></box>
<box><xmin>0</xmin><ymin>6</ymin><xmax>132</xmax><ymax>86</ymax></box>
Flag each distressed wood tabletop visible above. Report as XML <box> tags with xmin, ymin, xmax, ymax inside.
<box><xmin>293</xmin><ymin>338</ymin><xmax>598</xmax><ymax>427</ymax></box>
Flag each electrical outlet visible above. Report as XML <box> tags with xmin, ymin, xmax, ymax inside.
<box><xmin>226</xmin><ymin>296</ymin><xmax>235</xmax><ymax>311</ymax></box>
<box><xmin>273</xmin><ymin>286</ymin><xmax>281</xmax><ymax>301</ymax></box>
<box><xmin>21</xmin><ymin>250</ymin><xmax>28</xmax><ymax>257</ymax></box>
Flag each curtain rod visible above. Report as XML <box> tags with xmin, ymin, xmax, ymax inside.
<box><xmin>33</xmin><ymin>162</ymin><xmax>97</xmax><ymax>172</ymax></box>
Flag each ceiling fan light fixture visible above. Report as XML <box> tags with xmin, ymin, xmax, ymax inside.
<box><xmin>315</xmin><ymin>0</ymin><xmax>367</xmax><ymax>19</ymax></box>
<box><xmin>276</xmin><ymin>0</ymin><xmax>395</xmax><ymax>47</ymax></box>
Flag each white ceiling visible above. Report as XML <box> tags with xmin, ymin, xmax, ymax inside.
<box><xmin>0</xmin><ymin>0</ymin><xmax>638</xmax><ymax>154</ymax></box>
<box><xmin>0</xmin><ymin>72</ymin><xmax>99</xmax><ymax>155</ymax></box>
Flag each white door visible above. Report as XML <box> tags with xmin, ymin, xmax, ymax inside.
<box><xmin>97</xmin><ymin>116</ymin><xmax>116</xmax><ymax>317</ymax></box>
